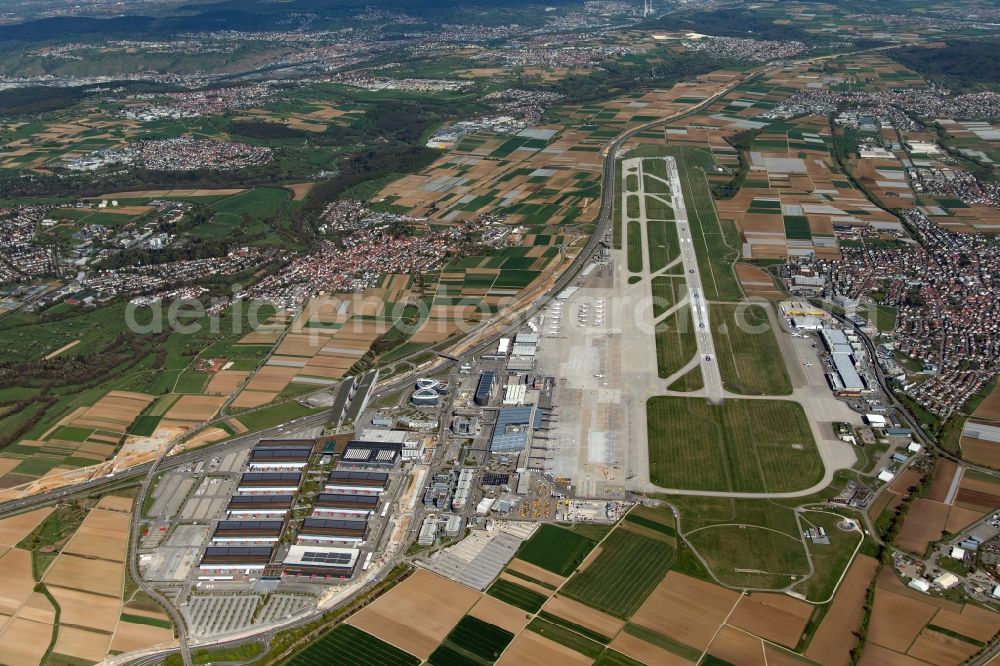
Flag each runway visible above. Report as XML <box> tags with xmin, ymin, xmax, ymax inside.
<box><xmin>665</xmin><ymin>155</ymin><xmax>725</xmax><ymax>403</ymax></box>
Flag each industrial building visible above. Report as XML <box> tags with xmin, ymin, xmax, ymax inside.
<box><xmin>248</xmin><ymin>440</ymin><xmax>313</xmax><ymax>470</ymax></box>
<box><xmin>831</xmin><ymin>352</ymin><xmax>865</xmax><ymax>392</ymax></box>
<box><xmin>282</xmin><ymin>545</ymin><xmax>360</xmax><ymax>579</ymax></box>
<box><xmin>474</xmin><ymin>371</ymin><xmax>497</xmax><ymax>406</ymax></box>
<box><xmin>339</xmin><ymin>441</ymin><xmax>402</xmax><ymax>468</ymax></box>
<box><xmin>211</xmin><ymin>520</ymin><xmax>284</xmax><ymax>544</ymax></box>
<box><xmin>237</xmin><ymin>472</ymin><xmax>302</xmax><ymax>494</ymax></box>
<box><xmin>226</xmin><ymin>494</ymin><xmax>295</xmax><ymax>516</ymax></box>
<box><xmin>324</xmin><ymin>470</ymin><xmax>389</xmax><ymax>495</ymax></box>
<box><xmin>199</xmin><ymin>546</ymin><xmax>274</xmax><ymax>571</ymax></box>
<box><xmin>298</xmin><ymin>518</ymin><xmax>368</xmax><ymax>542</ymax></box>
<box><xmin>313</xmin><ymin>493</ymin><xmax>380</xmax><ymax>517</ymax></box>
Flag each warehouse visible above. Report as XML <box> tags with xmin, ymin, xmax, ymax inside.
<box><xmin>298</xmin><ymin>517</ymin><xmax>368</xmax><ymax>543</ymax></box>
<box><xmin>324</xmin><ymin>470</ymin><xmax>389</xmax><ymax>495</ymax></box>
<box><xmin>282</xmin><ymin>545</ymin><xmax>360</xmax><ymax>579</ymax></box>
<box><xmin>199</xmin><ymin>546</ymin><xmax>274</xmax><ymax>571</ymax></box>
<box><xmin>248</xmin><ymin>440</ymin><xmax>313</xmax><ymax>470</ymax></box>
<box><xmin>832</xmin><ymin>352</ymin><xmax>865</xmax><ymax>392</ymax></box>
<box><xmin>226</xmin><ymin>494</ymin><xmax>294</xmax><ymax>517</ymax></box>
<box><xmin>820</xmin><ymin>328</ymin><xmax>854</xmax><ymax>356</ymax></box>
<box><xmin>339</xmin><ymin>441</ymin><xmax>402</xmax><ymax>468</ymax></box>
<box><xmin>237</xmin><ymin>472</ymin><xmax>302</xmax><ymax>494</ymax></box>
<box><xmin>211</xmin><ymin>520</ymin><xmax>285</xmax><ymax>544</ymax></box>
<box><xmin>314</xmin><ymin>492</ymin><xmax>380</xmax><ymax>512</ymax></box>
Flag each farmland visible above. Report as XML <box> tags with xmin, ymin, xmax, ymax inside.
<box><xmin>487</xmin><ymin>579</ymin><xmax>548</xmax><ymax>613</ymax></box>
<box><xmin>0</xmin><ymin>494</ymin><xmax>174</xmax><ymax>665</ymax></box>
<box><xmin>710</xmin><ymin>303</ymin><xmax>792</xmax><ymax>395</ymax></box>
<box><xmin>515</xmin><ymin>524</ymin><xmax>603</xmax><ymax>577</ymax></box>
<box><xmin>428</xmin><ymin>615</ymin><xmax>514</xmax><ymax>666</ymax></box>
<box><xmin>561</xmin><ymin>526</ymin><xmax>674</xmax><ymax>619</ymax></box>
<box><xmin>646</xmin><ymin>397</ymin><xmax>823</xmax><ymax>492</ymax></box>
<box><xmin>287</xmin><ymin>624</ymin><xmax>419</xmax><ymax>666</ymax></box>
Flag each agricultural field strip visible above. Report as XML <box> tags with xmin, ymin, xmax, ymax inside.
<box><xmin>492</xmin><ymin>514</ymin><xmax>643</xmax><ymax>662</ymax></box>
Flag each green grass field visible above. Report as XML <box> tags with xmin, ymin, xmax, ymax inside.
<box><xmin>626</xmin><ymin>195</ymin><xmax>640</xmax><ymax>219</ymax></box>
<box><xmin>287</xmin><ymin>624</ymin><xmax>418</xmax><ymax>666</ymax></box>
<box><xmin>561</xmin><ymin>528</ymin><xmax>674</xmax><ymax>619</ymax></box>
<box><xmin>428</xmin><ymin>616</ymin><xmax>513</xmax><ymax>665</ymax></box>
<box><xmin>666</xmin><ymin>147</ymin><xmax>743</xmax><ymax>302</ymax></box>
<box><xmin>646</xmin><ymin>219</ymin><xmax>678</xmax><ymax>273</ymax></box>
<box><xmin>515</xmin><ymin>524</ymin><xmax>601</xmax><ymax>577</ymax></box>
<box><xmin>486</xmin><ymin>579</ymin><xmax>547</xmax><ymax>613</ymax></box>
<box><xmin>711</xmin><ymin>304</ymin><xmax>791</xmax><ymax>395</ymax></box>
<box><xmin>666</xmin><ymin>496</ymin><xmax>811</xmax><ymax>589</ymax></box>
<box><xmin>666</xmin><ymin>365</ymin><xmax>703</xmax><ymax>392</ymax></box>
<box><xmin>646</xmin><ymin>397</ymin><xmax>823</xmax><ymax>493</ymax></box>
<box><xmin>792</xmin><ymin>511</ymin><xmax>862</xmax><ymax>602</ymax></box>
<box><xmin>654</xmin><ymin>305</ymin><xmax>696</xmax><ymax>379</ymax></box>
<box><xmin>650</xmin><ymin>276</ymin><xmax>685</xmax><ymax>319</ymax></box>
<box><xmin>685</xmin><ymin>524</ymin><xmax>810</xmax><ymax>589</ymax></box>
<box><xmin>626</xmin><ymin>220</ymin><xmax>643</xmax><ymax>273</ymax></box>
<box><xmin>644</xmin><ymin>194</ymin><xmax>673</xmax><ymax>221</ymax></box>
<box><xmin>235</xmin><ymin>401</ymin><xmax>320</xmax><ymax>432</ymax></box>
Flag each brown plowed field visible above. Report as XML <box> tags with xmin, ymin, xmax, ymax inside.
<box><xmin>945</xmin><ymin>506</ymin><xmax>984</xmax><ymax>533</ymax></box>
<box><xmin>970</xmin><ymin>385</ymin><xmax>1000</xmax><ymax>423</ymax></box>
<box><xmin>110</xmin><ymin>620</ymin><xmax>175</xmax><ymax>653</ymax></box>
<box><xmin>0</xmin><ymin>549</ymin><xmax>35</xmax><ymax>615</ymax></box>
<box><xmin>541</xmin><ymin>594</ymin><xmax>625</xmax><ymax>637</ymax></box>
<box><xmin>960</xmin><ymin>436</ymin><xmax>1000</xmax><ymax>468</ymax></box>
<box><xmin>44</xmin><ymin>555</ymin><xmax>124</xmax><ymax>597</ymax></box>
<box><xmin>629</xmin><ymin>572</ymin><xmax>740</xmax><ymax>652</ymax></box>
<box><xmin>927</xmin><ymin>460</ymin><xmax>958</xmax><ymax>502</ymax></box>
<box><xmin>165</xmin><ymin>395</ymin><xmax>226</xmax><ymax>422</ymax></box>
<box><xmin>895</xmin><ymin>499</ymin><xmax>949</xmax><ymax>554</ymax></box>
<box><xmin>48</xmin><ymin>587</ymin><xmax>120</xmax><ymax>632</ymax></box>
<box><xmin>0</xmin><ymin>617</ymin><xmax>53</xmax><ymax>666</ymax></box>
<box><xmin>499</xmin><ymin>572</ymin><xmax>553</xmax><ymax>597</ymax></box>
<box><xmin>907</xmin><ymin>628</ymin><xmax>978</xmax><ymax>665</ymax></box>
<box><xmin>0</xmin><ymin>507</ymin><xmax>52</xmax><ymax>546</ymax></box>
<box><xmin>956</xmin><ymin>476</ymin><xmax>1000</xmax><ymax>511</ymax></box>
<box><xmin>929</xmin><ymin>608</ymin><xmax>998</xmax><ymax>644</ymax></box>
<box><xmin>858</xmin><ymin>643</ymin><xmax>927</xmax><ymax>666</ymax></box>
<box><xmin>347</xmin><ymin>569</ymin><xmax>480</xmax><ymax>659</ymax></box>
<box><xmin>868</xmin><ymin>589</ymin><xmax>937</xmax><ymax>653</ymax></box>
<box><xmin>63</xmin><ymin>508</ymin><xmax>130</xmax><ymax>562</ymax></box>
<box><xmin>805</xmin><ymin>555</ymin><xmax>879</xmax><ymax>666</ymax></box>
<box><xmin>498</xmin><ymin>629</ymin><xmax>592</xmax><ymax>666</ymax></box>
<box><xmin>727</xmin><ymin>593</ymin><xmax>812</xmax><ymax>648</ymax></box>
<box><xmin>467</xmin><ymin>596</ymin><xmax>531</xmax><ymax>634</ymax></box>
<box><xmin>55</xmin><ymin>626</ymin><xmax>113</xmax><ymax>662</ymax></box>
<box><xmin>206</xmin><ymin>371</ymin><xmax>250</xmax><ymax>396</ymax></box>
<box><xmin>707</xmin><ymin>625</ymin><xmax>765</xmax><ymax>666</ymax></box>
<box><xmin>608</xmin><ymin>630</ymin><xmax>695</xmax><ymax>666</ymax></box>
